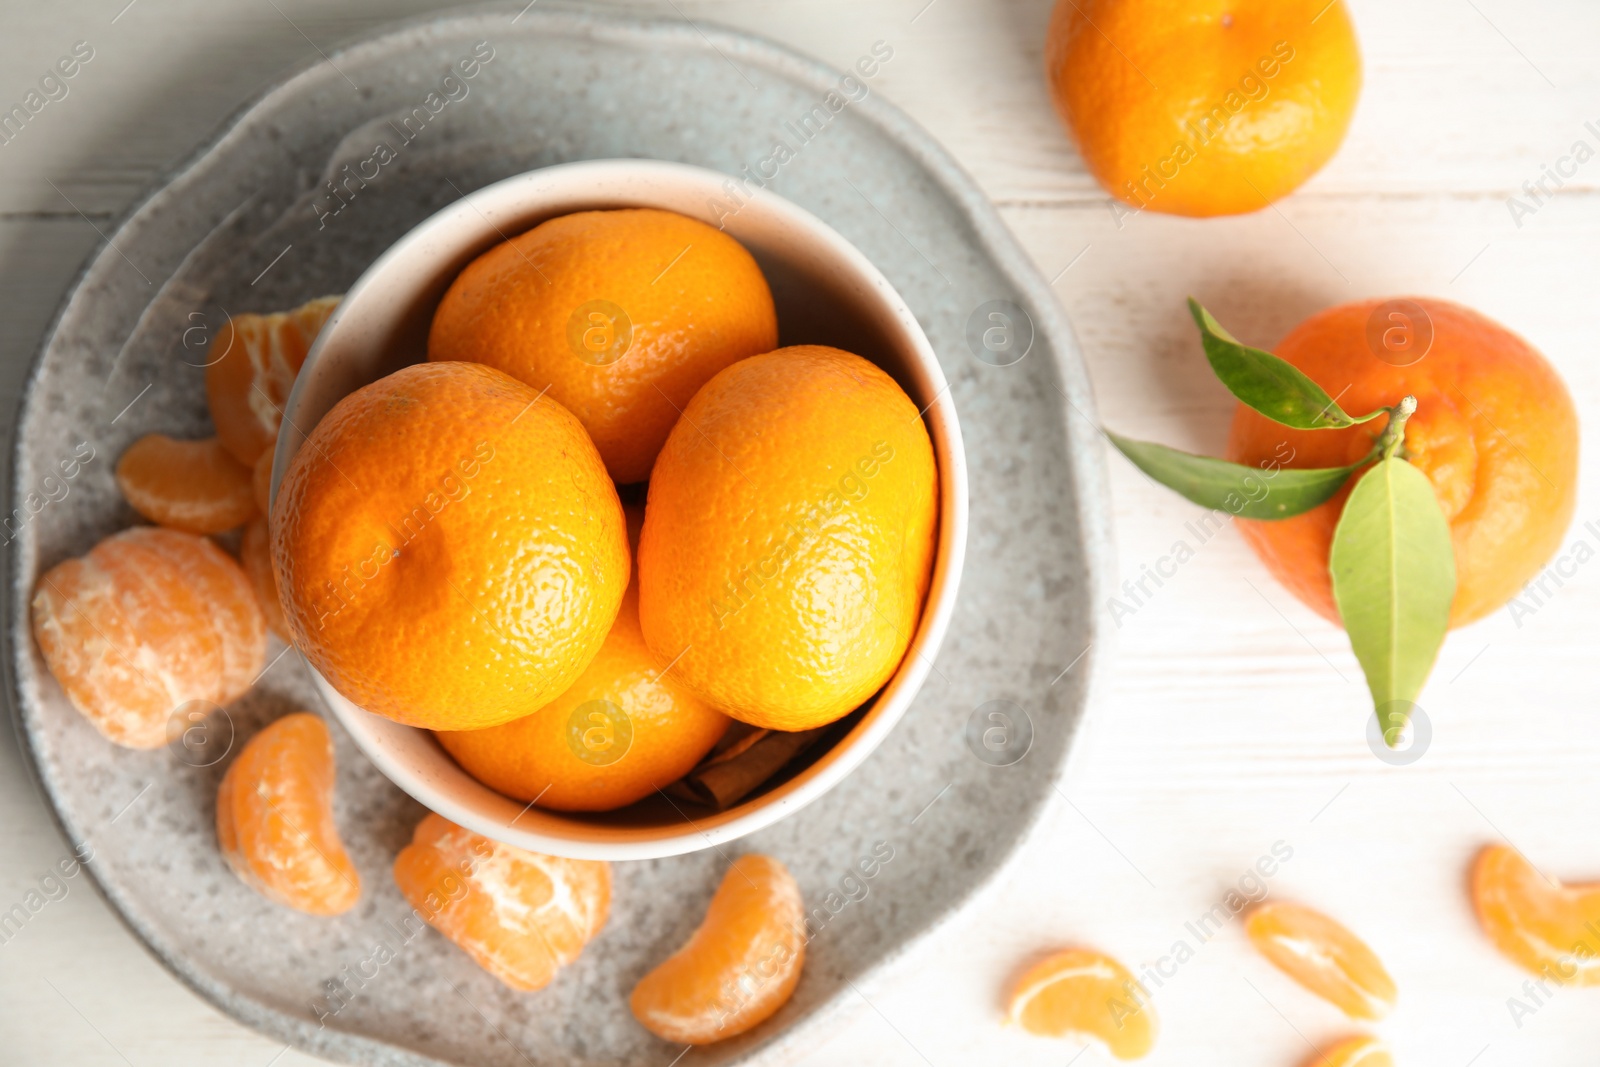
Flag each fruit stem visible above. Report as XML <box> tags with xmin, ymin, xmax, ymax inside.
<box><xmin>1378</xmin><ymin>396</ymin><xmax>1417</xmax><ymax>460</ymax></box>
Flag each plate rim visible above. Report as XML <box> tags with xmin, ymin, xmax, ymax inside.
<box><xmin>3</xmin><ymin>4</ymin><xmax>1116</xmax><ymax>1065</ymax></box>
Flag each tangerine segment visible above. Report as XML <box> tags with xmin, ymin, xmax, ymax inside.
<box><xmin>116</xmin><ymin>434</ymin><xmax>257</xmax><ymax>534</ymax></box>
<box><xmin>1005</xmin><ymin>949</ymin><xmax>1156</xmax><ymax>1060</ymax></box>
<box><xmin>206</xmin><ymin>295</ymin><xmax>341</xmax><ymax>466</ymax></box>
<box><xmin>1245</xmin><ymin>902</ymin><xmax>1396</xmax><ymax>1019</ymax></box>
<box><xmin>1472</xmin><ymin>844</ymin><xmax>1600</xmax><ymax>984</ymax></box>
<box><xmin>631</xmin><ymin>854</ymin><xmax>805</xmax><ymax>1044</ymax></box>
<box><xmin>272</xmin><ymin>362</ymin><xmax>629</xmax><ymax>731</ymax></box>
<box><xmin>216</xmin><ymin>712</ymin><xmax>360</xmax><ymax>915</ymax></box>
<box><xmin>241</xmin><ymin>518</ymin><xmax>288</xmax><ymax>641</ymax></box>
<box><xmin>392</xmin><ymin>813</ymin><xmax>610</xmax><ymax>991</ymax></box>
<box><xmin>1303</xmin><ymin>1036</ymin><xmax>1392</xmax><ymax>1067</ymax></box>
<box><xmin>638</xmin><ymin>346</ymin><xmax>938</xmax><ymax>732</ymax></box>
<box><xmin>428</xmin><ymin>208</ymin><xmax>777</xmax><ymax>484</ymax></box>
<box><xmin>31</xmin><ymin>527</ymin><xmax>266</xmax><ymax>749</ymax></box>
<box><xmin>1228</xmin><ymin>298</ymin><xmax>1578</xmax><ymax>627</ymax></box>
<box><xmin>437</xmin><ymin>527</ymin><xmax>730</xmax><ymax>812</ymax></box>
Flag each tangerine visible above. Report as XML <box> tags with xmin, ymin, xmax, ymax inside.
<box><xmin>205</xmin><ymin>296</ymin><xmax>340</xmax><ymax>466</ymax></box>
<box><xmin>428</xmin><ymin>208</ymin><xmax>777</xmax><ymax>484</ymax></box>
<box><xmin>1228</xmin><ymin>298</ymin><xmax>1578</xmax><ymax>627</ymax></box>
<box><xmin>116</xmin><ymin>434</ymin><xmax>256</xmax><ymax>534</ymax></box>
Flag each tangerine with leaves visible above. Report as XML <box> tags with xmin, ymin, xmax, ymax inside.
<box><xmin>392</xmin><ymin>813</ymin><xmax>610</xmax><ymax>991</ymax></box>
<box><xmin>270</xmin><ymin>361</ymin><xmax>630</xmax><ymax>732</ymax></box>
<box><xmin>216</xmin><ymin>712</ymin><xmax>361</xmax><ymax>916</ymax></box>
<box><xmin>1045</xmin><ymin>0</ymin><xmax>1362</xmax><ymax>217</ymax></box>
<box><xmin>631</xmin><ymin>854</ymin><xmax>805</xmax><ymax>1044</ymax></box>
<box><xmin>1109</xmin><ymin>298</ymin><xmax>1576</xmax><ymax>736</ymax></box>
<box><xmin>32</xmin><ymin>526</ymin><xmax>265</xmax><ymax>749</ymax></box>
<box><xmin>1004</xmin><ymin>948</ymin><xmax>1156</xmax><ymax>1059</ymax></box>
<box><xmin>428</xmin><ymin>208</ymin><xmax>777</xmax><ymax>484</ymax></box>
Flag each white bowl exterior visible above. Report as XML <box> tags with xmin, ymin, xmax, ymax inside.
<box><xmin>276</xmin><ymin>160</ymin><xmax>967</xmax><ymax>860</ymax></box>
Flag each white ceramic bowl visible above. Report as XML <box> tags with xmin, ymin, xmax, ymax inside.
<box><xmin>275</xmin><ymin>159</ymin><xmax>967</xmax><ymax>860</ymax></box>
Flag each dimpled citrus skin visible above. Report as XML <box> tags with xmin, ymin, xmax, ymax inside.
<box><xmin>206</xmin><ymin>296</ymin><xmax>341</xmax><ymax>466</ymax></box>
<box><xmin>638</xmin><ymin>346</ymin><xmax>938</xmax><ymax>731</ymax></box>
<box><xmin>1045</xmin><ymin>0</ymin><xmax>1361</xmax><ymax>217</ymax></box>
<box><xmin>31</xmin><ymin>526</ymin><xmax>266</xmax><ymax>749</ymax></box>
<box><xmin>437</xmin><ymin>566</ymin><xmax>730</xmax><ymax>813</ymax></box>
<box><xmin>428</xmin><ymin>208</ymin><xmax>777</xmax><ymax>484</ymax></box>
<box><xmin>630</xmin><ymin>854</ymin><xmax>805</xmax><ymax>1044</ymax></box>
<box><xmin>271</xmin><ymin>361</ymin><xmax>629</xmax><ymax>731</ymax></box>
<box><xmin>392</xmin><ymin>813</ymin><xmax>610</xmax><ymax>991</ymax></box>
<box><xmin>116</xmin><ymin>434</ymin><xmax>258</xmax><ymax>534</ymax></box>
<box><xmin>1227</xmin><ymin>298</ymin><xmax>1578</xmax><ymax>627</ymax></box>
<box><xmin>216</xmin><ymin>712</ymin><xmax>361</xmax><ymax>916</ymax></box>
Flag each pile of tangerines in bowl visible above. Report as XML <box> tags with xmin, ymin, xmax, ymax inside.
<box><xmin>32</xmin><ymin>198</ymin><xmax>942</xmax><ymax>1042</ymax></box>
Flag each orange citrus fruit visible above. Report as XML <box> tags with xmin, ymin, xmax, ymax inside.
<box><xmin>638</xmin><ymin>346</ymin><xmax>938</xmax><ymax>731</ymax></box>
<box><xmin>271</xmin><ymin>361</ymin><xmax>629</xmax><ymax>731</ymax></box>
<box><xmin>437</xmin><ymin>509</ymin><xmax>729</xmax><ymax>812</ymax></box>
<box><xmin>1005</xmin><ymin>948</ymin><xmax>1156</xmax><ymax>1059</ymax></box>
<box><xmin>1228</xmin><ymin>298</ymin><xmax>1578</xmax><ymax>627</ymax></box>
<box><xmin>205</xmin><ymin>295</ymin><xmax>340</xmax><ymax>466</ymax></box>
<box><xmin>240</xmin><ymin>518</ymin><xmax>287</xmax><ymax>641</ymax></box>
<box><xmin>428</xmin><ymin>207</ymin><xmax>777</xmax><ymax>484</ymax></box>
<box><xmin>32</xmin><ymin>526</ymin><xmax>266</xmax><ymax>749</ymax></box>
<box><xmin>392</xmin><ymin>812</ymin><xmax>610</xmax><ymax>991</ymax></box>
<box><xmin>216</xmin><ymin>711</ymin><xmax>360</xmax><ymax>915</ymax></box>
<box><xmin>1472</xmin><ymin>844</ymin><xmax>1600</xmax><ymax>984</ymax></box>
<box><xmin>1303</xmin><ymin>1036</ymin><xmax>1393</xmax><ymax>1067</ymax></box>
<box><xmin>1246</xmin><ymin>901</ymin><xmax>1396</xmax><ymax>1019</ymax></box>
<box><xmin>116</xmin><ymin>434</ymin><xmax>257</xmax><ymax>534</ymax></box>
<box><xmin>630</xmin><ymin>854</ymin><xmax>805</xmax><ymax>1044</ymax></box>
<box><xmin>1045</xmin><ymin>0</ymin><xmax>1362</xmax><ymax>217</ymax></box>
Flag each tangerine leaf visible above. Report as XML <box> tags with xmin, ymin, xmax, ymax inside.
<box><xmin>1107</xmin><ymin>432</ymin><xmax>1361</xmax><ymax>520</ymax></box>
<box><xmin>1189</xmin><ymin>298</ymin><xmax>1384</xmax><ymax>430</ymax></box>
<box><xmin>1329</xmin><ymin>457</ymin><xmax>1455</xmax><ymax>740</ymax></box>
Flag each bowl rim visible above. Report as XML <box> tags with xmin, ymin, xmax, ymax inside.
<box><xmin>276</xmin><ymin>158</ymin><xmax>970</xmax><ymax>860</ymax></box>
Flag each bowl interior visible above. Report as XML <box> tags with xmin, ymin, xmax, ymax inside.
<box><xmin>277</xmin><ymin>159</ymin><xmax>966</xmax><ymax>859</ymax></box>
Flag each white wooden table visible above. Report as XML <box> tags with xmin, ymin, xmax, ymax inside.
<box><xmin>3</xmin><ymin>2</ymin><xmax>1597</xmax><ymax>1064</ymax></box>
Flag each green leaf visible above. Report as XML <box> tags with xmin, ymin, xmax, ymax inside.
<box><xmin>1107</xmin><ymin>431</ymin><xmax>1363</xmax><ymax>520</ymax></box>
<box><xmin>1329</xmin><ymin>457</ymin><xmax>1456</xmax><ymax>740</ymax></box>
<box><xmin>1188</xmin><ymin>298</ymin><xmax>1385</xmax><ymax>431</ymax></box>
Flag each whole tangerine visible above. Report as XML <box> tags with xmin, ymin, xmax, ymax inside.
<box><xmin>428</xmin><ymin>207</ymin><xmax>778</xmax><ymax>484</ymax></box>
<box><xmin>271</xmin><ymin>361</ymin><xmax>629</xmax><ymax>731</ymax></box>
<box><xmin>638</xmin><ymin>345</ymin><xmax>938</xmax><ymax>732</ymax></box>
<box><xmin>1227</xmin><ymin>297</ymin><xmax>1578</xmax><ymax>627</ymax></box>
<box><xmin>1045</xmin><ymin>0</ymin><xmax>1362</xmax><ymax>217</ymax></box>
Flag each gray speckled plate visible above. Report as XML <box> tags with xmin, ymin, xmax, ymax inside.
<box><xmin>5</xmin><ymin>4</ymin><xmax>1111</xmax><ymax>1065</ymax></box>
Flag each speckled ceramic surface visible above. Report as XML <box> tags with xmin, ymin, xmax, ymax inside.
<box><xmin>5</xmin><ymin>4</ymin><xmax>1111</xmax><ymax>1066</ymax></box>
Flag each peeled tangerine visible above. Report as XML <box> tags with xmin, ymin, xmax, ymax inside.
<box><xmin>217</xmin><ymin>712</ymin><xmax>360</xmax><ymax>915</ymax></box>
<box><xmin>1303</xmin><ymin>1036</ymin><xmax>1393</xmax><ymax>1067</ymax></box>
<box><xmin>32</xmin><ymin>526</ymin><xmax>266</xmax><ymax>748</ymax></box>
<box><xmin>1473</xmin><ymin>844</ymin><xmax>1600</xmax><ymax>984</ymax></box>
<box><xmin>1245</xmin><ymin>902</ymin><xmax>1397</xmax><ymax>1020</ymax></box>
<box><xmin>631</xmin><ymin>854</ymin><xmax>805</xmax><ymax>1044</ymax></box>
<box><xmin>205</xmin><ymin>295</ymin><xmax>341</xmax><ymax>467</ymax></box>
<box><xmin>1005</xmin><ymin>948</ymin><xmax>1156</xmax><ymax>1060</ymax></box>
<box><xmin>393</xmin><ymin>813</ymin><xmax>609</xmax><ymax>991</ymax></box>
<box><xmin>116</xmin><ymin>434</ymin><xmax>256</xmax><ymax>534</ymax></box>
<box><xmin>638</xmin><ymin>346</ymin><xmax>938</xmax><ymax>732</ymax></box>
